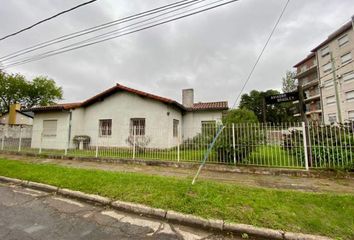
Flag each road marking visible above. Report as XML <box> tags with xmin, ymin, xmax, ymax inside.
<box><xmin>24</xmin><ymin>224</ymin><xmax>46</xmax><ymax>234</ymax></box>
<box><xmin>101</xmin><ymin>210</ymin><xmax>161</xmax><ymax>234</ymax></box>
<box><xmin>52</xmin><ymin>197</ymin><xmax>84</xmax><ymax>207</ymax></box>
<box><xmin>24</xmin><ymin>188</ymin><xmax>44</xmax><ymax>194</ymax></box>
<box><xmin>158</xmin><ymin>223</ymin><xmax>175</xmax><ymax>235</ymax></box>
<box><xmin>101</xmin><ymin>210</ymin><xmax>125</xmax><ymax>220</ymax></box>
<box><xmin>13</xmin><ymin>190</ymin><xmax>39</xmax><ymax>197</ymax></box>
<box><xmin>174</xmin><ymin>227</ymin><xmax>203</xmax><ymax>240</ymax></box>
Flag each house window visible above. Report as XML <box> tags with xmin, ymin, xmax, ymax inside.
<box><xmin>326</xmin><ymin>95</ymin><xmax>335</xmax><ymax>106</ymax></box>
<box><xmin>345</xmin><ymin>90</ymin><xmax>354</xmax><ymax>102</ymax></box>
<box><xmin>343</xmin><ymin>71</ymin><xmax>354</xmax><ymax>82</ymax></box>
<box><xmin>173</xmin><ymin>119</ymin><xmax>179</xmax><ymax>137</ymax></box>
<box><xmin>341</xmin><ymin>52</ymin><xmax>352</xmax><ymax>64</ymax></box>
<box><xmin>323</xmin><ymin>79</ymin><xmax>334</xmax><ymax>88</ymax></box>
<box><xmin>321</xmin><ymin>46</ymin><xmax>329</xmax><ymax>57</ymax></box>
<box><xmin>348</xmin><ymin>111</ymin><xmax>354</xmax><ymax>121</ymax></box>
<box><xmin>99</xmin><ymin>119</ymin><xmax>112</xmax><ymax>136</ymax></box>
<box><xmin>322</xmin><ymin>62</ymin><xmax>332</xmax><ymax>73</ymax></box>
<box><xmin>338</xmin><ymin>34</ymin><xmax>349</xmax><ymax>47</ymax></box>
<box><xmin>201</xmin><ymin>120</ymin><xmax>216</xmax><ymax>136</ymax></box>
<box><xmin>43</xmin><ymin>120</ymin><xmax>57</xmax><ymax>137</ymax></box>
<box><xmin>130</xmin><ymin>118</ymin><xmax>145</xmax><ymax>136</ymax></box>
<box><xmin>328</xmin><ymin>114</ymin><xmax>337</xmax><ymax>123</ymax></box>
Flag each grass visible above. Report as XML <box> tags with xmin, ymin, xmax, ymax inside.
<box><xmin>245</xmin><ymin>145</ymin><xmax>302</xmax><ymax>167</ymax></box>
<box><xmin>0</xmin><ymin>158</ymin><xmax>353</xmax><ymax>239</ymax></box>
<box><xmin>10</xmin><ymin>145</ymin><xmax>301</xmax><ymax>168</ymax></box>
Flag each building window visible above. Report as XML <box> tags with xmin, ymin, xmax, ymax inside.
<box><xmin>322</xmin><ymin>62</ymin><xmax>332</xmax><ymax>73</ymax></box>
<box><xmin>328</xmin><ymin>114</ymin><xmax>337</xmax><ymax>123</ymax></box>
<box><xmin>345</xmin><ymin>90</ymin><xmax>354</xmax><ymax>102</ymax></box>
<box><xmin>338</xmin><ymin>34</ymin><xmax>349</xmax><ymax>47</ymax></box>
<box><xmin>343</xmin><ymin>71</ymin><xmax>354</xmax><ymax>82</ymax></box>
<box><xmin>341</xmin><ymin>52</ymin><xmax>352</xmax><ymax>64</ymax></box>
<box><xmin>321</xmin><ymin>46</ymin><xmax>329</xmax><ymax>57</ymax></box>
<box><xmin>326</xmin><ymin>95</ymin><xmax>335</xmax><ymax>106</ymax></box>
<box><xmin>43</xmin><ymin>120</ymin><xmax>57</xmax><ymax>137</ymax></box>
<box><xmin>201</xmin><ymin>121</ymin><xmax>216</xmax><ymax>136</ymax></box>
<box><xmin>173</xmin><ymin>119</ymin><xmax>179</xmax><ymax>137</ymax></box>
<box><xmin>323</xmin><ymin>79</ymin><xmax>334</xmax><ymax>88</ymax></box>
<box><xmin>130</xmin><ymin>118</ymin><xmax>145</xmax><ymax>136</ymax></box>
<box><xmin>348</xmin><ymin>111</ymin><xmax>354</xmax><ymax>121</ymax></box>
<box><xmin>99</xmin><ymin>119</ymin><xmax>112</xmax><ymax>136</ymax></box>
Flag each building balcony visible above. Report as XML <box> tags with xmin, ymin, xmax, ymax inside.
<box><xmin>304</xmin><ymin>93</ymin><xmax>320</xmax><ymax>102</ymax></box>
<box><xmin>295</xmin><ymin>64</ymin><xmax>317</xmax><ymax>78</ymax></box>
<box><xmin>301</xmin><ymin>79</ymin><xmax>319</xmax><ymax>89</ymax></box>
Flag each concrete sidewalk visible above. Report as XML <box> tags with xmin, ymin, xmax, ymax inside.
<box><xmin>1</xmin><ymin>153</ymin><xmax>353</xmax><ymax>194</ymax></box>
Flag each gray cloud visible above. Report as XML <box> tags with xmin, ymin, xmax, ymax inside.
<box><xmin>0</xmin><ymin>0</ymin><xmax>353</xmax><ymax>106</ymax></box>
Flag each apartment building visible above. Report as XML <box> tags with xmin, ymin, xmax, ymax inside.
<box><xmin>293</xmin><ymin>53</ymin><xmax>322</xmax><ymax>122</ymax></box>
<box><xmin>294</xmin><ymin>19</ymin><xmax>354</xmax><ymax>124</ymax></box>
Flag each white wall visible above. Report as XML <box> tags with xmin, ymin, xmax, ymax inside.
<box><xmin>31</xmin><ymin>111</ymin><xmax>69</xmax><ymax>149</ymax></box>
<box><xmin>182</xmin><ymin>111</ymin><xmax>223</xmax><ymax>139</ymax></box>
<box><xmin>0</xmin><ymin>112</ymin><xmax>33</xmax><ymax>125</ymax></box>
<box><xmin>71</xmin><ymin>91</ymin><xmax>183</xmax><ymax>149</ymax></box>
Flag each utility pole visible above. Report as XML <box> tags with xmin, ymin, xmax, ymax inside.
<box><xmin>330</xmin><ymin>52</ymin><xmax>342</xmax><ymax>123</ymax></box>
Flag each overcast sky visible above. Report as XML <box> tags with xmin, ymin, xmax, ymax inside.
<box><xmin>0</xmin><ymin>0</ymin><xmax>353</xmax><ymax>107</ymax></box>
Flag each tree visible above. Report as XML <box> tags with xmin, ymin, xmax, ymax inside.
<box><xmin>239</xmin><ymin>89</ymin><xmax>297</xmax><ymax>123</ymax></box>
<box><xmin>0</xmin><ymin>71</ymin><xmax>63</xmax><ymax>113</ymax></box>
<box><xmin>222</xmin><ymin>108</ymin><xmax>258</xmax><ymax>124</ymax></box>
<box><xmin>282</xmin><ymin>70</ymin><xmax>297</xmax><ymax>93</ymax></box>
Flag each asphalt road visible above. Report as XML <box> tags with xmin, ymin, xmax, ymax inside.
<box><xmin>0</xmin><ymin>183</ymin><xmax>240</xmax><ymax>240</ymax></box>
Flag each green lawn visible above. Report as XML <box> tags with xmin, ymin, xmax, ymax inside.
<box><xmin>0</xmin><ymin>158</ymin><xmax>352</xmax><ymax>239</ymax></box>
<box><xmin>14</xmin><ymin>145</ymin><xmax>302</xmax><ymax>168</ymax></box>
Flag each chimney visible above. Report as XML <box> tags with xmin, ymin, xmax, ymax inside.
<box><xmin>182</xmin><ymin>89</ymin><xmax>194</xmax><ymax>108</ymax></box>
<box><xmin>8</xmin><ymin>103</ymin><xmax>20</xmax><ymax>125</ymax></box>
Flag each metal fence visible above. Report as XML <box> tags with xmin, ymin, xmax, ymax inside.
<box><xmin>0</xmin><ymin>122</ymin><xmax>353</xmax><ymax>170</ymax></box>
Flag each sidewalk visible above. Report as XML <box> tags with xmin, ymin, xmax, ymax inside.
<box><xmin>0</xmin><ymin>153</ymin><xmax>353</xmax><ymax>194</ymax></box>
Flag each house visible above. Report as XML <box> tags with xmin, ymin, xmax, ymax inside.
<box><xmin>0</xmin><ymin>104</ymin><xmax>34</xmax><ymax>126</ymax></box>
<box><xmin>29</xmin><ymin>83</ymin><xmax>228</xmax><ymax>150</ymax></box>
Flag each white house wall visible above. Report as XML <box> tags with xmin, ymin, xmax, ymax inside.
<box><xmin>31</xmin><ymin>111</ymin><xmax>69</xmax><ymax>149</ymax></box>
<box><xmin>72</xmin><ymin>92</ymin><xmax>183</xmax><ymax>149</ymax></box>
<box><xmin>182</xmin><ymin>111</ymin><xmax>223</xmax><ymax>140</ymax></box>
<box><xmin>0</xmin><ymin>112</ymin><xmax>33</xmax><ymax>125</ymax></box>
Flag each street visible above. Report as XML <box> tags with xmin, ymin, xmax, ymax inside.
<box><xmin>0</xmin><ymin>183</ymin><xmax>239</xmax><ymax>240</ymax></box>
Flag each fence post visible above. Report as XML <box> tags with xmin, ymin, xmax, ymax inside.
<box><xmin>132</xmin><ymin>126</ymin><xmax>136</xmax><ymax>160</ymax></box>
<box><xmin>177</xmin><ymin>124</ymin><xmax>181</xmax><ymax>162</ymax></box>
<box><xmin>39</xmin><ymin>131</ymin><xmax>43</xmax><ymax>154</ymax></box>
<box><xmin>1</xmin><ymin>125</ymin><xmax>5</xmax><ymax>151</ymax></box>
<box><xmin>95</xmin><ymin>143</ymin><xmax>99</xmax><ymax>158</ymax></box>
<box><xmin>18</xmin><ymin>126</ymin><xmax>22</xmax><ymax>152</ymax></box>
<box><xmin>232</xmin><ymin>123</ymin><xmax>236</xmax><ymax>165</ymax></box>
<box><xmin>302</xmin><ymin>122</ymin><xmax>309</xmax><ymax>171</ymax></box>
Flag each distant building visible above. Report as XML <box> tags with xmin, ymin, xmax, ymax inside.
<box><xmin>293</xmin><ymin>53</ymin><xmax>321</xmax><ymax>122</ymax></box>
<box><xmin>294</xmin><ymin>19</ymin><xmax>354</xmax><ymax>124</ymax></box>
<box><xmin>0</xmin><ymin>104</ymin><xmax>33</xmax><ymax>126</ymax></box>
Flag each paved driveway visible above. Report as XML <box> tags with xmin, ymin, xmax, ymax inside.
<box><xmin>0</xmin><ymin>183</ymin><xmax>240</xmax><ymax>240</ymax></box>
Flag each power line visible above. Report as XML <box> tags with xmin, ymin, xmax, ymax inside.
<box><xmin>0</xmin><ymin>0</ymin><xmax>196</xmax><ymax>61</ymax></box>
<box><xmin>0</xmin><ymin>0</ymin><xmax>99</xmax><ymax>41</ymax></box>
<box><xmin>2</xmin><ymin>0</ymin><xmax>209</xmax><ymax>66</ymax></box>
<box><xmin>1</xmin><ymin>0</ymin><xmax>238</xmax><ymax>69</ymax></box>
<box><xmin>231</xmin><ymin>0</ymin><xmax>291</xmax><ymax>109</ymax></box>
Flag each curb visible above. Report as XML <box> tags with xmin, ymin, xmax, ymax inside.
<box><xmin>0</xmin><ymin>176</ymin><xmax>332</xmax><ymax>240</ymax></box>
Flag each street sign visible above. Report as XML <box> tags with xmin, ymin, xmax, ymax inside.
<box><xmin>265</xmin><ymin>91</ymin><xmax>299</xmax><ymax>104</ymax></box>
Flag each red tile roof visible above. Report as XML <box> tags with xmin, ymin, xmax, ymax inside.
<box><xmin>189</xmin><ymin>101</ymin><xmax>229</xmax><ymax>111</ymax></box>
<box><xmin>29</xmin><ymin>83</ymin><xmax>228</xmax><ymax>112</ymax></box>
